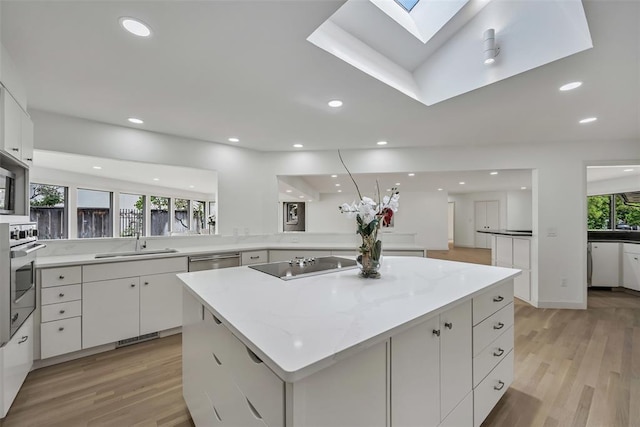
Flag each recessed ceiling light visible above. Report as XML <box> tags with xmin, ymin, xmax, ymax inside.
<box><xmin>395</xmin><ymin>183</ymin><xmax>401</xmax><ymax>186</ymax></box>
<box><xmin>459</xmin><ymin>182</ymin><xmax>465</xmax><ymax>185</ymax></box>
<box><xmin>299</xmin><ymin>195</ymin><xmax>305</xmax><ymax>199</ymax></box>
<box><xmin>579</xmin><ymin>117</ymin><xmax>597</xmax><ymax>124</ymax></box>
<box><xmin>153</xmin><ymin>178</ymin><xmax>159</xmax><ymax>181</ymax></box>
<box><xmin>559</xmin><ymin>81</ymin><xmax>582</xmax><ymax>91</ymax></box>
<box><xmin>337</xmin><ymin>190</ymin><xmax>342</xmax><ymax>193</ymax></box>
<box><xmin>92</xmin><ymin>166</ymin><xmax>102</xmax><ymax>170</ymax></box>
<box><xmin>331</xmin><ymin>174</ymin><xmax>338</xmax><ymax>178</ymax></box>
<box><xmin>286</xmin><ymin>190</ymin><xmax>292</xmax><ymax>193</ymax></box>
<box><xmin>438</xmin><ymin>188</ymin><xmax>443</xmax><ymax>191</ymax></box>
<box><xmin>335</xmin><ymin>184</ymin><xmax>341</xmax><ymax>187</ymax></box>
<box><xmin>293</xmin><ymin>144</ymin><xmax>303</xmax><ymax>148</ymax></box>
<box><xmin>328</xmin><ymin>100</ymin><xmax>343</xmax><ymax>108</ymax></box>
<box><xmin>228</xmin><ymin>137</ymin><xmax>239</xmax><ymax>143</ymax></box>
<box><xmin>490</xmin><ymin>171</ymin><xmax>498</xmax><ymax>175</ymax></box>
<box><xmin>408</xmin><ymin>173</ymin><xmax>415</xmax><ymax>177</ymax></box>
<box><xmin>189</xmin><ymin>185</ymin><xmax>195</xmax><ymax>189</ymax></box>
<box><xmin>128</xmin><ymin>117</ymin><xmax>144</xmax><ymax>124</ymax></box>
<box><xmin>386</xmin><ymin>188</ymin><xmax>391</xmax><ymax>192</ymax></box>
<box><xmin>120</xmin><ymin>17</ymin><xmax>152</xmax><ymax>37</ymax></box>
<box><xmin>377</xmin><ymin>141</ymin><xmax>388</xmax><ymax>146</ymax></box>
<box><xmin>484</xmin><ymin>57</ymin><xmax>495</xmax><ymax>65</ymax></box>
<box><xmin>623</xmin><ymin>168</ymin><xmax>634</xmax><ymax>172</ymax></box>
<box><xmin>521</xmin><ymin>186</ymin><xmax>527</xmax><ymax>190</ymax></box>
<box><xmin>308</xmin><ymin>200</ymin><xmax>312</xmax><ymax>202</ymax></box>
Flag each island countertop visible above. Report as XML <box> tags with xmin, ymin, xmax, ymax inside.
<box><xmin>178</xmin><ymin>256</ymin><xmax>520</xmax><ymax>382</ymax></box>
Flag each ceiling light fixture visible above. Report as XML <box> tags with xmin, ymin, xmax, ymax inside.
<box><xmin>128</xmin><ymin>117</ymin><xmax>144</xmax><ymax>124</ymax></box>
<box><xmin>377</xmin><ymin>141</ymin><xmax>388</xmax><ymax>146</ymax></box>
<box><xmin>459</xmin><ymin>182</ymin><xmax>465</xmax><ymax>185</ymax></box>
<box><xmin>331</xmin><ymin>174</ymin><xmax>338</xmax><ymax>178</ymax></box>
<box><xmin>623</xmin><ymin>168</ymin><xmax>634</xmax><ymax>172</ymax></box>
<box><xmin>92</xmin><ymin>166</ymin><xmax>102</xmax><ymax>170</ymax></box>
<box><xmin>335</xmin><ymin>184</ymin><xmax>341</xmax><ymax>187</ymax></box>
<box><xmin>521</xmin><ymin>186</ymin><xmax>527</xmax><ymax>190</ymax></box>
<box><xmin>286</xmin><ymin>190</ymin><xmax>292</xmax><ymax>193</ymax></box>
<box><xmin>579</xmin><ymin>117</ymin><xmax>597</xmax><ymax>124</ymax></box>
<box><xmin>395</xmin><ymin>183</ymin><xmax>401</xmax><ymax>186</ymax></box>
<box><xmin>228</xmin><ymin>137</ymin><xmax>239</xmax><ymax>143</ymax></box>
<box><xmin>299</xmin><ymin>195</ymin><xmax>305</xmax><ymax>199</ymax></box>
<box><xmin>490</xmin><ymin>171</ymin><xmax>498</xmax><ymax>175</ymax></box>
<box><xmin>438</xmin><ymin>188</ymin><xmax>443</xmax><ymax>191</ymax></box>
<box><xmin>559</xmin><ymin>81</ymin><xmax>583</xmax><ymax>91</ymax></box>
<box><xmin>293</xmin><ymin>144</ymin><xmax>303</xmax><ymax>148</ymax></box>
<box><xmin>153</xmin><ymin>178</ymin><xmax>159</xmax><ymax>181</ymax></box>
<box><xmin>408</xmin><ymin>173</ymin><xmax>415</xmax><ymax>177</ymax></box>
<box><xmin>189</xmin><ymin>185</ymin><xmax>195</xmax><ymax>189</ymax></box>
<box><xmin>338</xmin><ymin>190</ymin><xmax>342</xmax><ymax>193</ymax></box>
<box><xmin>119</xmin><ymin>17</ymin><xmax>152</xmax><ymax>37</ymax></box>
<box><xmin>328</xmin><ymin>100</ymin><xmax>343</xmax><ymax>108</ymax></box>
<box><xmin>483</xmin><ymin>29</ymin><xmax>499</xmax><ymax>65</ymax></box>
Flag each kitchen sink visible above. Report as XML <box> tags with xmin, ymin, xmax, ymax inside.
<box><xmin>94</xmin><ymin>248</ymin><xmax>179</xmax><ymax>258</ymax></box>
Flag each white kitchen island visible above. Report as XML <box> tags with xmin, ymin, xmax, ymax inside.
<box><xmin>179</xmin><ymin>257</ymin><xmax>520</xmax><ymax>427</ymax></box>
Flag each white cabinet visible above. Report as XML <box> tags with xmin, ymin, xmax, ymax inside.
<box><xmin>493</xmin><ymin>236</ymin><xmax>531</xmax><ymax>302</ymax></box>
<box><xmin>391</xmin><ymin>300</ymin><xmax>472</xmax><ymax>426</ymax></box>
<box><xmin>0</xmin><ymin>314</ymin><xmax>33</xmax><ymax>418</ymax></box>
<box><xmin>590</xmin><ymin>242</ymin><xmax>620</xmax><ymax>287</ymax></box>
<box><xmin>140</xmin><ymin>272</ymin><xmax>184</xmax><ymax>335</ymax></box>
<box><xmin>242</xmin><ymin>250</ymin><xmax>268</xmax><ymax>265</ymax></box>
<box><xmin>39</xmin><ymin>266</ymin><xmax>83</xmax><ymax>359</ymax></box>
<box><xmin>83</xmin><ymin>277</ymin><xmax>140</xmax><ymax>349</ymax></box>
<box><xmin>622</xmin><ymin>244</ymin><xmax>640</xmax><ymax>291</ymax></box>
<box><xmin>82</xmin><ymin>257</ymin><xmax>187</xmax><ymax>349</ymax></box>
<box><xmin>20</xmin><ymin>113</ymin><xmax>33</xmax><ymax>164</ymax></box>
<box><xmin>475</xmin><ymin>201</ymin><xmax>500</xmax><ymax>248</ymax></box>
<box><xmin>1</xmin><ymin>86</ymin><xmax>32</xmax><ymax>164</ymax></box>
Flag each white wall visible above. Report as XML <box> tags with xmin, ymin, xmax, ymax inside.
<box><xmin>31</xmin><ymin>109</ymin><xmax>640</xmax><ymax>309</ymax></box>
<box><xmin>307</xmin><ymin>191</ymin><xmax>448</xmax><ymax>249</ymax></box>
<box><xmin>506</xmin><ymin>190</ymin><xmax>532</xmax><ymax>230</ymax></box>
<box><xmin>448</xmin><ymin>191</ymin><xmax>507</xmax><ymax>247</ymax></box>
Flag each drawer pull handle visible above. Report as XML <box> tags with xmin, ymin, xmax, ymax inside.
<box><xmin>246</xmin><ymin>398</ymin><xmax>263</xmax><ymax>420</ymax></box>
<box><xmin>493</xmin><ymin>348</ymin><xmax>504</xmax><ymax>357</ymax></box>
<box><xmin>212</xmin><ymin>352</ymin><xmax>222</xmax><ymax>366</ymax></box>
<box><xmin>59</xmin><ymin>310</ymin><xmax>66</xmax><ymax>314</ymax></box>
<box><xmin>58</xmin><ymin>327</ymin><xmax>65</xmax><ymax>332</ymax></box>
<box><xmin>59</xmin><ymin>293</ymin><xmax>65</xmax><ymax>297</ymax></box>
<box><xmin>432</xmin><ymin>329</ymin><xmax>441</xmax><ymax>337</ymax></box>
<box><xmin>212</xmin><ymin>314</ymin><xmax>222</xmax><ymax>325</ymax></box>
<box><xmin>493</xmin><ymin>296</ymin><xmax>504</xmax><ymax>302</ymax></box>
<box><xmin>444</xmin><ymin>322</ymin><xmax>453</xmax><ymax>330</ymax></box>
<box><xmin>18</xmin><ymin>336</ymin><xmax>28</xmax><ymax>344</ymax></box>
<box><xmin>250</xmin><ymin>256</ymin><xmax>260</xmax><ymax>259</ymax></box>
<box><xmin>59</xmin><ymin>275</ymin><xmax>65</xmax><ymax>279</ymax></box>
<box><xmin>494</xmin><ymin>322</ymin><xmax>505</xmax><ymax>330</ymax></box>
<box><xmin>494</xmin><ymin>380</ymin><xmax>505</xmax><ymax>391</ymax></box>
<box><xmin>246</xmin><ymin>347</ymin><xmax>263</xmax><ymax>364</ymax></box>
<box><xmin>130</xmin><ymin>284</ymin><xmax>136</xmax><ymax>288</ymax></box>
<box><xmin>144</xmin><ymin>282</ymin><xmax>149</xmax><ymax>285</ymax></box>
<box><xmin>11</xmin><ymin>147</ymin><xmax>19</xmax><ymax>152</ymax></box>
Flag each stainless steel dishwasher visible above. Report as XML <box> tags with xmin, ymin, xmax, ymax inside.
<box><xmin>188</xmin><ymin>252</ymin><xmax>241</xmax><ymax>272</ymax></box>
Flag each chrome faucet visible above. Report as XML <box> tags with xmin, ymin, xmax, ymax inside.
<box><xmin>135</xmin><ymin>231</ymin><xmax>146</xmax><ymax>252</ymax></box>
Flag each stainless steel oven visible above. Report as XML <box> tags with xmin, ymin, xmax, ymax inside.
<box><xmin>0</xmin><ymin>166</ymin><xmax>16</xmax><ymax>215</ymax></box>
<box><xmin>0</xmin><ymin>223</ymin><xmax>45</xmax><ymax>346</ymax></box>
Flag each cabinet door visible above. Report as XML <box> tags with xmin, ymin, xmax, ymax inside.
<box><xmin>440</xmin><ymin>300</ymin><xmax>472</xmax><ymax>421</ymax></box>
<box><xmin>2</xmin><ymin>89</ymin><xmax>22</xmax><ymax>160</ymax></box>
<box><xmin>474</xmin><ymin>202</ymin><xmax>488</xmax><ymax>248</ymax></box>
<box><xmin>2</xmin><ymin>314</ymin><xmax>33</xmax><ymax>417</ymax></box>
<box><xmin>140</xmin><ymin>272</ymin><xmax>182</xmax><ymax>334</ymax></box>
<box><xmin>495</xmin><ymin>237</ymin><xmax>513</xmax><ymax>266</ymax></box>
<box><xmin>623</xmin><ymin>252</ymin><xmax>640</xmax><ymax>291</ymax></box>
<box><xmin>20</xmin><ymin>113</ymin><xmax>33</xmax><ymax>164</ymax></box>
<box><xmin>83</xmin><ymin>278</ymin><xmax>140</xmax><ymax>349</ymax></box>
<box><xmin>485</xmin><ymin>201</ymin><xmax>500</xmax><ymax>230</ymax></box>
<box><xmin>591</xmin><ymin>243</ymin><xmax>620</xmax><ymax>287</ymax></box>
<box><xmin>391</xmin><ymin>315</ymin><xmax>440</xmax><ymax>427</ymax></box>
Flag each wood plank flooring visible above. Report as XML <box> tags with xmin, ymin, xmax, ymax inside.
<box><xmin>2</xmin><ymin>247</ymin><xmax>638</xmax><ymax>426</ymax></box>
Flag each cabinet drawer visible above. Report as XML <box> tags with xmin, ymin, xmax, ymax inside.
<box><xmin>473</xmin><ymin>325</ymin><xmax>513</xmax><ymax>387</ymax></box>
<box><xmin>40</xmin><ymin>317</ymin><xmax>82</xmax><ymax>359</ymax></box>
<box><xmin>473</xmin><ymin>303</ymin><xmax>514</xmax><ymax>357</ymax></box>
<box><xmin>41</xmin><ymin>300</ymin><xmax>82</xmax><ymax>322</ymax></box>
<box><xmin>242</xmin><ymin>250</ymin><xmax>268</xmax><ymax>266</ymax></box>
<box><xmin>42</xmin><ymin>284</ymin><xmax>81</xmax><ymax>305</ymax></box>
<box><xmin>473</xmin><ymin>281</ymin><xmax>513</xmax><ymax>326</ymax></box>
<box><xmin>474</xmin><ymin>351</ymin><xmax>513</xmax><ymax>427</ymax></box>
<box><xmin>41</xmin><ymin>266</ymin><xmax>82</xmax><ymax>288</ymax></box>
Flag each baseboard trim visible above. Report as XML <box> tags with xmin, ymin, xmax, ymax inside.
<box><xmin>536</xmin><ymin>300</ymin><xmax>587</xmax><ymax>310</ymax></box>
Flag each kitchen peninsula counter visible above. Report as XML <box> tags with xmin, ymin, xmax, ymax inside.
<box><xmin>179</xmin><ymin>257</ymin><xmax>520</xmax><ymax>427</ymax></box>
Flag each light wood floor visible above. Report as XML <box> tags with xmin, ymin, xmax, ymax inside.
<box><xmin>2</xmin><ymin>247</ymin><xmax>638</xmax><ymax>426</ymax></box>
<box><xmin>427</xmin><ymin>243</ymin><xmax>492</xmax><ymax>265</ymax></box>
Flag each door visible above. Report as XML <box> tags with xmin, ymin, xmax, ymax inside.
<box><xmin>140</xmin><ymin>272</ymin><xmax>182</xmax><ymax>334</ymax></box>
<box><xmin>474</xmin><ymin>201</ymin><xmax>500</xmax><ymax>249</ymax></box>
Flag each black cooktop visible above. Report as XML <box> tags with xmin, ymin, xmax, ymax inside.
<box><xmin>248</xmin><ymin>256</ymin><xmax>357</xmax><ymax>280</ymax></box>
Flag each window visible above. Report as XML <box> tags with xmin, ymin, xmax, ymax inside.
<box><xmin>77</xmin><ymin>189</ymin><xmax>112</xmax><ymax>238</ymax></box>
<box><xmin>615</xmin><ymin>194</ymin><xmax>640</xmax><ymax>230</ymax></box>
<box><xmin>150</xmin><ymin>196</ymin><xmax>170</xmax><ymax>236</ymax></box>
<box><xmin>120</xmin><ymin>193</ymin><xmax>144</xmax><ymax>237</ymax></box>
<box><xmin>193</xmin><ymin>200</ymin><xmax>206</xmax><ymax>234</ymax></box>
<box><xmin>395</xmin><ymin>0</ymin><xmax>420</xmax><ymax>12</ymax></box>
<box><xmin>587</xmin><ymin>193</ymin><xmax>640</xmax><ymax>231</ymax></box>
<box><xmin>30</xmin><ymin>183</ymin><xmax>68</xmax><ymax>239</ymax></box>
<box><xmin>174</xmin><ymin>198</ymin><xmax>190</xmax><ymax>233</ymax></box>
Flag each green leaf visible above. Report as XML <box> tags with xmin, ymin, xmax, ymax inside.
<box><xmin>372</xmin><ymin>240</ymin><xmax>382</xmax><ymax>261</ymax></box>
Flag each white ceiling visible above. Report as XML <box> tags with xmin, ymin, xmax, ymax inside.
<box><xmin>1</xmin><ymin>0</ymin><xmax>638</xmax><ymax>152</ymax></box>
<box><xmin>586</xmin><ymin>165</ymin><xmax>640</xmax><ymax>182</ymax></box>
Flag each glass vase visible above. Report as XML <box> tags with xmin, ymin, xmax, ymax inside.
<box><xmin>356</xmin><ymin>236</ymin><xmax>382</xmax><ymax>278</ymax></box>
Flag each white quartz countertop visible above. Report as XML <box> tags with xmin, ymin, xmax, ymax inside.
<box><xmin>35</xmin><ymin>242</ymin><xmax>425</xmax><ymax>268</ymax></box>
<box><xmin>178</xmin><ymin>257</ymin><xmax>520</xmax><ymax>382</ymax></box>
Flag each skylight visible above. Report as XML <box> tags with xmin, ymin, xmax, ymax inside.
<box><xmin>395</xmin><ymin>0</ymin><xmax>420</xmax><ymax>12</ymax></box>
